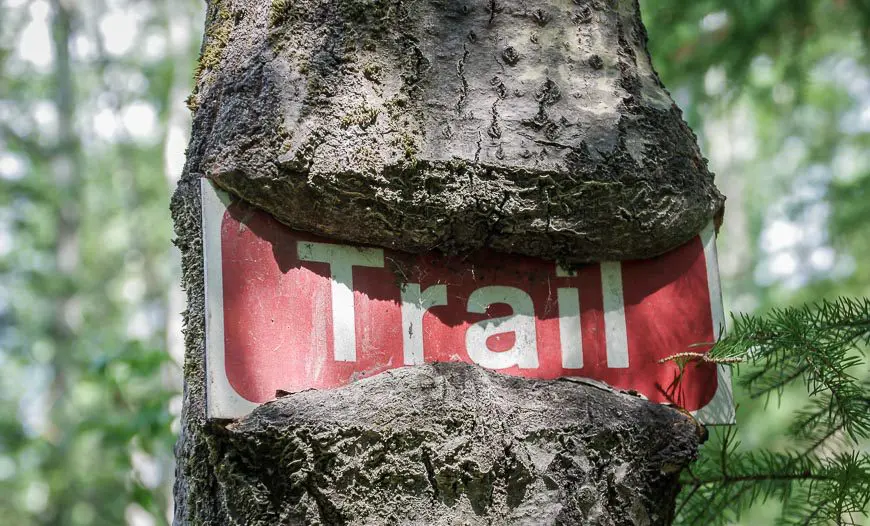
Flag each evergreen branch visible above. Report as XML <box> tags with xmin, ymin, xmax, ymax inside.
<box><xmin>675</xmin><ymin>298</ymin><xmax>870</xmax><ymax>525</ymax></box>
<box><xmin>710</xmin><ymin>298</ymin><xmax>870</xmax><ymax>440</ymax></box>
<box><xmin>748</xmin><ymin>363</ymin><xmax>809</xmax><ymax>399</ymax></box>
<box><xmin>677</xmin><ymin>448</ymin><xmax>870</xmax><ymax>525</ymax></box>
<box><xmin>803</xmin><ymin>421</ymin><xmax>847</xmax><ymax>457</ymax></box>
<box><xmin>658</xmin><ymin>351</ymin><xmax>743</xmax><ymax>366</ymax></box>
<box><xmin>690</xmin><ymin>472</ymin><xmax>835</xmax><ymax>487</ymax></box>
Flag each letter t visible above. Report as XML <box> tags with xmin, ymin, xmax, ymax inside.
<box><xmin>297</xmin><ymin>242</ymin><xmax>384</xmax><ymax>362</ymax></box>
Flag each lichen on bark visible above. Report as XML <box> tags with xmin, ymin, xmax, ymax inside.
<box><xmin>186</xmin><ymin>0</ymin><xmax>234</xmax><ymax>112</ymax></box>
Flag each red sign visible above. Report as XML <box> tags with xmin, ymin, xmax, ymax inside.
<box><xmin>202</xmin><ymin>180</ymin><xmax>734</xmax><ymax>423</ymax></box>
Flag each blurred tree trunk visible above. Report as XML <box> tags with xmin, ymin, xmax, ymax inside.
<box><xmin>173</xmin><ymin>1</ymin><xmax>719</xmax><ymax>524</ymax></box>
<box><xmin>44</xmin><ymin>0</ymin><xmax>82</xmax><ymax>521</ymax></box>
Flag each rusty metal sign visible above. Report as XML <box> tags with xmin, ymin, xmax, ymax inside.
<box><xmin>202</xmin><ymin>180</ymin><xmax>734</xmax><ymax>423</ymax></box>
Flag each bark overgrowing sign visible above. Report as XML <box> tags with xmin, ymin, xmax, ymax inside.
<box><xmin>203</xmin><ymin>180</ymin><xmax>734</xmax><ymax>423</ymax></box>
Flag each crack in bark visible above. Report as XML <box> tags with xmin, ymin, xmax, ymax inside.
<box><xmin>516</xmin><ymin>132</ymin><xmax>578</xmax><ymax>152</ymax></box>
<box><xmin>482</xmin><ymin>192</ymin><xmax>511</xmax><ymax>248</ymax></box>
<box><xmin>421</xmin><ymin>448</ymin><xmax>440</xmax><ymax>500</ymax></box>
<box><xmin>488</xmin><ymin>0</ymin><xmax>498</xmax><ymax>25</ymax></box>
<box><xmin>306</xmin><ymin>474</ymin><xmax>347</xmax><ymax>525</ymax></box>
<box><xmin>488</xmin><ymin>92</ymin><xmax>503</xmax><ymax>139</ymax></box>
<box><xmin>474</xmin><ymin>130</ymin><xmax>483</xmax><ymax>163</ymax></box>
<box><xmin>455</xmin><ymin>44</ymin><xmax>470</xmax><ymax>113</ymax></box>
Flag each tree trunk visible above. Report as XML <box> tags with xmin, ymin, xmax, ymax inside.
<box><xmin>172</xmin><ymin>0</ymin><xmax>718</xmax><ymax>524</ymax></box>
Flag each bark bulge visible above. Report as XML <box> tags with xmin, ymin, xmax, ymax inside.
<box><xmin>188</xmin><ymin>0</ymin><xmax>723</xmax><ymax>263</ymax></box>
<box><xmin>210</xmin><ymin>363</ymin><xmax>700</xmax><ymax>525</ymax></box>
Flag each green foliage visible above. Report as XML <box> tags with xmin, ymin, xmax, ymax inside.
<box><xmin>641</xmin><ymin>0</ymin><xmax>870</xmax><ymax>306</ymax></box>
<box><xmin>0</xmin><ymin>0</ymin><xmax>204</xmax><ymax>524</ymax></box>
<box><xmin>680</xmin><ymin>436</ymin><xmax>869</xmax><ymax>525</ymax></box>
<box><xmin>676</xmin><ymin>298</ymin><xmax>870</xmax><ymax>524</ymax></box>
<box><xmin>640</xmin><ymin>1</ymin><xmax>870</xmax><ymax>519</ymax></box>
<box><xmin>715</xmin><ymin>298</ymin><xmax>870</xmax><ymax>442</ymax></box>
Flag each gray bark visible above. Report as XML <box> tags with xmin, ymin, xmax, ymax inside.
<box><xmin>214</xmin><ymin>363</ymin><xmax>698</xmax><ymax>525</ymax></box>
<box><xmin>173</xmin><ymin>0</ymin><xmax>715</xmax><ymax>524</ymax></box>
<box><xmin>185</xmin><ymin>0</ymin><xmax>722</xmax><ymax>264</ymax></box>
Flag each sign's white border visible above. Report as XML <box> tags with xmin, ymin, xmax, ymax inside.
<box><xmin>202</xmin><ymin>179</ymin><xmax>735</xmax><ymax>424</ymax></box>
<box><xmin>203</xmin><ymin>179</ymin><xmax>258</xmax><ymax>418</ymax></box>
<box><xmin>694</xmin><ymin>221</ymin><xmax>736</xmax><ymax>425</ymax></box>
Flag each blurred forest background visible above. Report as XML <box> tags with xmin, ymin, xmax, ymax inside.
<box><xmin>0</xmin><ymin>0</ymin><xmax>867</xmax><ymax>524</ymax></box>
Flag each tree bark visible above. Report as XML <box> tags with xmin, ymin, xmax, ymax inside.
<box><xmin>173</xmin><ymin>0</ymin><xmax>716</xmax><ymax>524</ymax></box>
